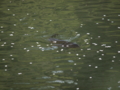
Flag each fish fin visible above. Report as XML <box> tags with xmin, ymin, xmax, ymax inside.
<box><xmin>51</xmin><ymin>34</ymin><xmax>59</xmax><ymax>38</ymax></box>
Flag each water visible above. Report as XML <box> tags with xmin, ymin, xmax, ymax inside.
<box><xmin>0</xmin><ymin>0</ymin><xmax>120</xmax><ymax>90</ymax></box>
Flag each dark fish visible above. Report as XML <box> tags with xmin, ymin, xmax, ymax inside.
<box><xmin>49</xmin><ymin>34</ymin><xmax>79</xmax><ymax>48</ymax></box>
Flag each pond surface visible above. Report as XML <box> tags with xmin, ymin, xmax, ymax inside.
<box><xmin>0</xmin><ymin>0</ymin><xmax>120</xmax><ymax>90</ymax></box>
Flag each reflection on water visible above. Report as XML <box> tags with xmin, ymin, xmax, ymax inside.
<box><xmin>0</xmin><ymin>0</ymin><xmax>120</xmax><ymax>90</ymax></box>
<box><xmin>47</xmin><ymin>80</ymin><xmax>76</xmax><ymax>84</ymax></box>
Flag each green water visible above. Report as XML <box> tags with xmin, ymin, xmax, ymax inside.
<box><xmin>0</xmin><ymin>0</ymin><xmax>120</xmax><ymax>90</ymax></box>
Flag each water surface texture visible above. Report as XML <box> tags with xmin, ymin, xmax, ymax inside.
<box><xmin>0</xmin><ymin>0</ymin><xmax>120</xmax><ymax>90</ymax></box>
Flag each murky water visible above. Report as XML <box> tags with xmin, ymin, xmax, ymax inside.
<box><xmin>0</xmin><ymin>0</ymin><xmax>120</xmax><ymax>90</ymax></box>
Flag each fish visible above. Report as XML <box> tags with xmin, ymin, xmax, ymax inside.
<box><xmin>49</xmin><ymin>34</ymin><xmax>79</xmax><ymax>48</ymax></box>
